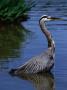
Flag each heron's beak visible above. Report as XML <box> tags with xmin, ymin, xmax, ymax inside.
<box><xmin>48</xmin><ymin>16</ymin><xmax>64</xmax><ymax>21</ymax></box>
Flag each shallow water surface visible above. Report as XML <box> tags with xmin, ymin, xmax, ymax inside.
<box><xmin>0</xmin><ymin>0</ymin><xmax>67</xmax><ymax>90</ymax></box>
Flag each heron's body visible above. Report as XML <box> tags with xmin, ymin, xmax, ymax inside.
<box><xmin>10</xmin><ymin>15</ymin><xmax>62</xmax><ymax>75</ymax></box>
<box><xmin>15</xmin><ymin>49</ymin><xmax>54</xmax><ymax>74</ymax></box>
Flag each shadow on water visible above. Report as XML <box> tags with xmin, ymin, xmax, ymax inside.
<box><xmin>0</xmin><ymin>22</ymin><xmax>30</xmax><ymax>69</ymax></box>
<box><xmin>11</xmin><ymin>72</ymin><xmax>54</xmax><ymax>90</ymax></box>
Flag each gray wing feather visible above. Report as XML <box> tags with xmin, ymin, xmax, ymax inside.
<box><xmin>16</xmin><ymin>49</ymin><xmax>54</xmax><ymax>74</ymax></box>
<box><xmin>17</xmin><ymin>54</ymin><xmax>49</xmax><ymax>73</ymax></box>
<box><xmin>23</xmin><ymin>60</ymin><xmax>45</xmax><ymax>73</ymax></box>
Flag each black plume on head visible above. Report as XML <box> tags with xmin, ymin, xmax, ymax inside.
<box><xmin>39</xmin><ymin>15</ymin><xmax>48</xmax><ymax>22</ymax></box>
<box><xmin>41</xmin><ymin>15</ymin><xmax>48</xmax><ymax>19</ymax></box>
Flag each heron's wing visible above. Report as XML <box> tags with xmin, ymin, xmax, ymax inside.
<box><xmin>17</xmin><ymin>53</ymin><xmax>49</xmax><ymax>73</ymax></box>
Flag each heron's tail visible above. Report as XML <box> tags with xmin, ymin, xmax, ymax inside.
<box><xmin>9</xmin><ymin>69</ymin><xmax>17</xmax><ymax>76</ymax></box>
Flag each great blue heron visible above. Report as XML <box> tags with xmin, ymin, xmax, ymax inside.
<box><xmin>10</xmin><ymin>15</ymin><xmax>63</xmax><ymax>75</ymax></box>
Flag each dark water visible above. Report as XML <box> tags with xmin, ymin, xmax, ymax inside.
<box><xmin>0</xmin><ymin>0</ymin><xmax>67</xmax><ymax>90</ymax></box>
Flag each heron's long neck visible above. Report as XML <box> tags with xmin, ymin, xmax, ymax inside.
<box><xmin>39</xmin><ymin>19</ymin><xmax>55</xmax><ymax>53</ymax></box>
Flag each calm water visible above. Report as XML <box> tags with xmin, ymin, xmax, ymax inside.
<box><xmin>0</xmin><ymin>0</ymin><xmax>67</xmax><ymax>90</ymax></box>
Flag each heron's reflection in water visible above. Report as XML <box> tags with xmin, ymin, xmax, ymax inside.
<box><xmin>16</xmin><ymin>72</ymin><xmax>54</xmax><ymax>90</ymax></box>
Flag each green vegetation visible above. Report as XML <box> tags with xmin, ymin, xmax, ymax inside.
<box><xmin>0</xmin><ymin>0</ymin><xmax>34</xmax><ymax>58</ymax></box>
<box><xmin>0</xmin><ymin>23</ymin><xmax>30</xmax><ymax>58</ymax></box>
<box><xmin>0</xmin><ymin>0</ymin><xmax>34</xmax><ymax>22</ymax></box>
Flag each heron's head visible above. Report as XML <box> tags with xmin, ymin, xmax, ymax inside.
<box><xmin>40</xmin><ymin>15</ymin><xmax>63</xmax><ymax>22</ymax></box>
